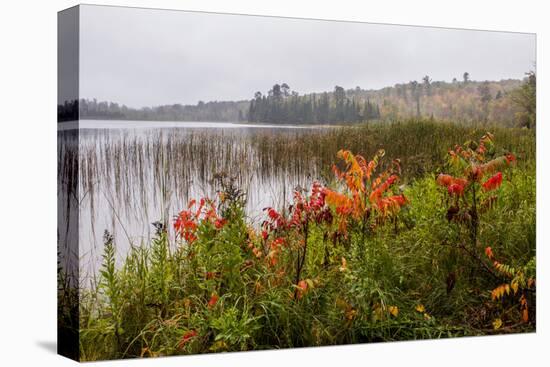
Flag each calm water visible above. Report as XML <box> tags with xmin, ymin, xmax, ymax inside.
<box><xmin>58</xmin><ymin>120</ymin><xmax>331</xmax><ymax>281</ymax></box>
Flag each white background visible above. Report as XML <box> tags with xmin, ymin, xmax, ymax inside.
<box><xmin>0</xmin><ymin>0</ymin><xmax>547</xmax><ymax>365</ymax></box>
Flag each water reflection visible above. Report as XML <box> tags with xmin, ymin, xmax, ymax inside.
<box><xmin>59</xmin><ymin>121</ymin><xmax>329</xmax><ymax>281</ymax></box>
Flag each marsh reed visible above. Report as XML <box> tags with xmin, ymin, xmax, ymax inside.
<box><xmin>58</xmin><ymin>120</ymin><xmax>535</xmax><ymax>281</ymax></box>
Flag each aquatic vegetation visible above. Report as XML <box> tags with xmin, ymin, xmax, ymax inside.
<box><xmin>68</xmin><ymin>120</ymin><xmax>535</xmax><ymax>281</ymax></box>
<box><xmin>60</xmin><ymin>122</ymin><xmax>535</xmax><ymax>360</ymax></box>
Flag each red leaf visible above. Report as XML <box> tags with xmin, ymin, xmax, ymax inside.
<box><xmin>177</xmin><ymin>330</ymin><xmax>198</xmax><ymax>349</ymax></box>
<box><xmin>447</xmin><ymin>183</ymin><xmax>464</xmax><ymax>196</ymax></box>
<box><xmin>436</xmin><ymin>174</ymin><xmax>468</xmax><ymax>189</ymax></box>
<box><xmin>482</xmin><ymin>172</ymin><xmax>503</xmax><ymax>192</ymax></box>
<box><xmin>207</xmin><ymin>293</ymin><xmax>219</xmax><ymax>308</ymax></box>
<box><xmin>369</xmin><ymin>174</ymin><xmax>398</xmax><ymax>203</ymax></box>
<box><xmin>214</xmin><ymin>218</ymin><xmax>227</xmax><ymax>229</ymax></box>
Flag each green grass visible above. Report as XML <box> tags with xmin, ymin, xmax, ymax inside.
<box><xmin>59</xmin><ymin>120</ymin><xmax>536</xmax><ymax>361</ymax></box>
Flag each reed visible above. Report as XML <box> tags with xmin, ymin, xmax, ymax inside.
<box><xmin>56</xmin><ymin>120</ymin><xmax>535</xmax><ymax>360</ymax></box>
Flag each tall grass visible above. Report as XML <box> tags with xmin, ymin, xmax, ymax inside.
<box><xmin>67</xmin><ymin>120</ymin><xmax>535</xmax><ymax>277</ymax></box>
<box><xmin>55</xmin><ymin>120</ymin><xmax>536</xmax><ymax>360</ymax></box>
<box><xmin>76</xmin><ymin>121</ymin><xmax>535</xmax><ymax>221</ymax></box>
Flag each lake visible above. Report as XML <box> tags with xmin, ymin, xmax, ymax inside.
<box><xmin>58</xmin><ymin>120</ymin><xmax>334</xmax><ymax>281</ymax></box>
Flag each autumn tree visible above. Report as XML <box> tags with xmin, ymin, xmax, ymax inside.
<box><xmin>511</xmin><ymin>71</ymin><xmax>536</xmax><ymax>128</ymax></box>
<box><xmin>409</xmin><ymin>80</ymin><xmax>421</xmax><ymax>117</ymax></box>
<box><xmin>478</xmin><ymin>81</ymin><xmax>492</xmax><ymax>123</ymax></box>
<box><xmin>422</xmin><ymin>75</ymin><xmax>432</xmax><ymax>96</ymax></box>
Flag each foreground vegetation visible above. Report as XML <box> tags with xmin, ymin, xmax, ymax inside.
<box><xmin>61</xmin><ymin>121</ymin><xmax>535</xmax><ymax>360</ymax></box>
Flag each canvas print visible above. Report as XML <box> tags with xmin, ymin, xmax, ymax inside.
<box><xmin>58</xmin><ymin>5</ymin><xmax>536</xmax><ymax>361</ymax></box>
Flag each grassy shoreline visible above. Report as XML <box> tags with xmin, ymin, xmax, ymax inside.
<box><xmin>58</xmin><ymin>120</ymin><xmax>535</xmax><ymax>360</ymax></box>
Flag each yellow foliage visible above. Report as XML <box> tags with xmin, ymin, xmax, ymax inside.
<box><xmin>491</xmin><ymin>284</ymin><xmax>509</xmax><ymax>301</ymax></box>
<box><xmin>511</xmin><ymin>281</ymin><xmax>519</xmax><ymax>295</ymax></box>
<box><xmin>345</xmin><ymin>309</ymin><xmax>357</xmax><ymax>321</ymax></box>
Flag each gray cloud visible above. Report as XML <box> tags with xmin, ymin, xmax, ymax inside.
<box><xmin>79</xmin><ymin>5</ymin><xmax>536</xmax><ymax>108</ymax></box>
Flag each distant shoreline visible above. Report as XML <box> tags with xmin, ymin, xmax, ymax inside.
<box><xmin>57</xmin><ymin>119</ymin><xmax>342</xmax><ymax>131</ymax></box>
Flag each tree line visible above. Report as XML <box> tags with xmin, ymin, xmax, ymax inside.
<box><xmin>248</xmin><ymin>83</ymin><xmax>380</xmax><ymax>124</ymax></box>
<box><xmin>58</xmin><ymin>71</ymin><xmax>535</xmax><ymax>128</ymax></box>
<box><xmin>74</xmin><ymin>99</ymin><xmax>249</xmax><ymax>122</ymax></box>
<box><xmin>58</xmin><ymin>99</ymin><xmax>79</xmax><ymax>122</ymax></box>
<box><xmin>360</xmin><ymin>71</ymin><xmax>535</xmax><ymax>128</ymax></box>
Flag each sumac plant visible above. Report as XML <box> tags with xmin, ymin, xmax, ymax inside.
<box><xmin>323</xmin><ymin>149</ymin><xmax>408</xmax><ymax>243</ymax></box>
<box><xmin>173</xmin><ymin>198</ymin><xmax>227</xmax><ymax>245</ymax></box>
<box><xmin>436</xmin><ymin>132</ymin><xmax>517</xmax><ymax>290</ymax></box>
<box><xmin>484</xmin><ymin>247</ymin><xmax>536</xmax><ymax>327</ymax></box>
<box><xmin>262</xmin><ymin>181</ymin><xmax>333</xmax><ymax>300</ymax></box>
<box><xmin>437</xmin><ymin>133</ymin><xmax>516</xmax><ymax>252</ymax></box>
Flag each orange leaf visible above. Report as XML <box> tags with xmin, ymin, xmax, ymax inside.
<box><xmin>296</xmin><ymin>280</ymin><xmax>309</xmax><ymax>299</ymax></box>
<box><xmin>484</xmin><ymin>246</ymin><xmax>494</xmax><ymax>259</ymax></box>
<box><xmin>436</xmin><ymin>174</ymin><xmax>468</xmax><ymax>188</ymax></box>
<box><xmin>522</xmin><ymin>309</ymin><xmax>529</xmax><ymax>322</ymax></box>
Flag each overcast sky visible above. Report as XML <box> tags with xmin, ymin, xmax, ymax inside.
<box><xmin>79</xmin><ymin>5</ymin><xmax>536</xmax><ymax>108</ymax></box>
